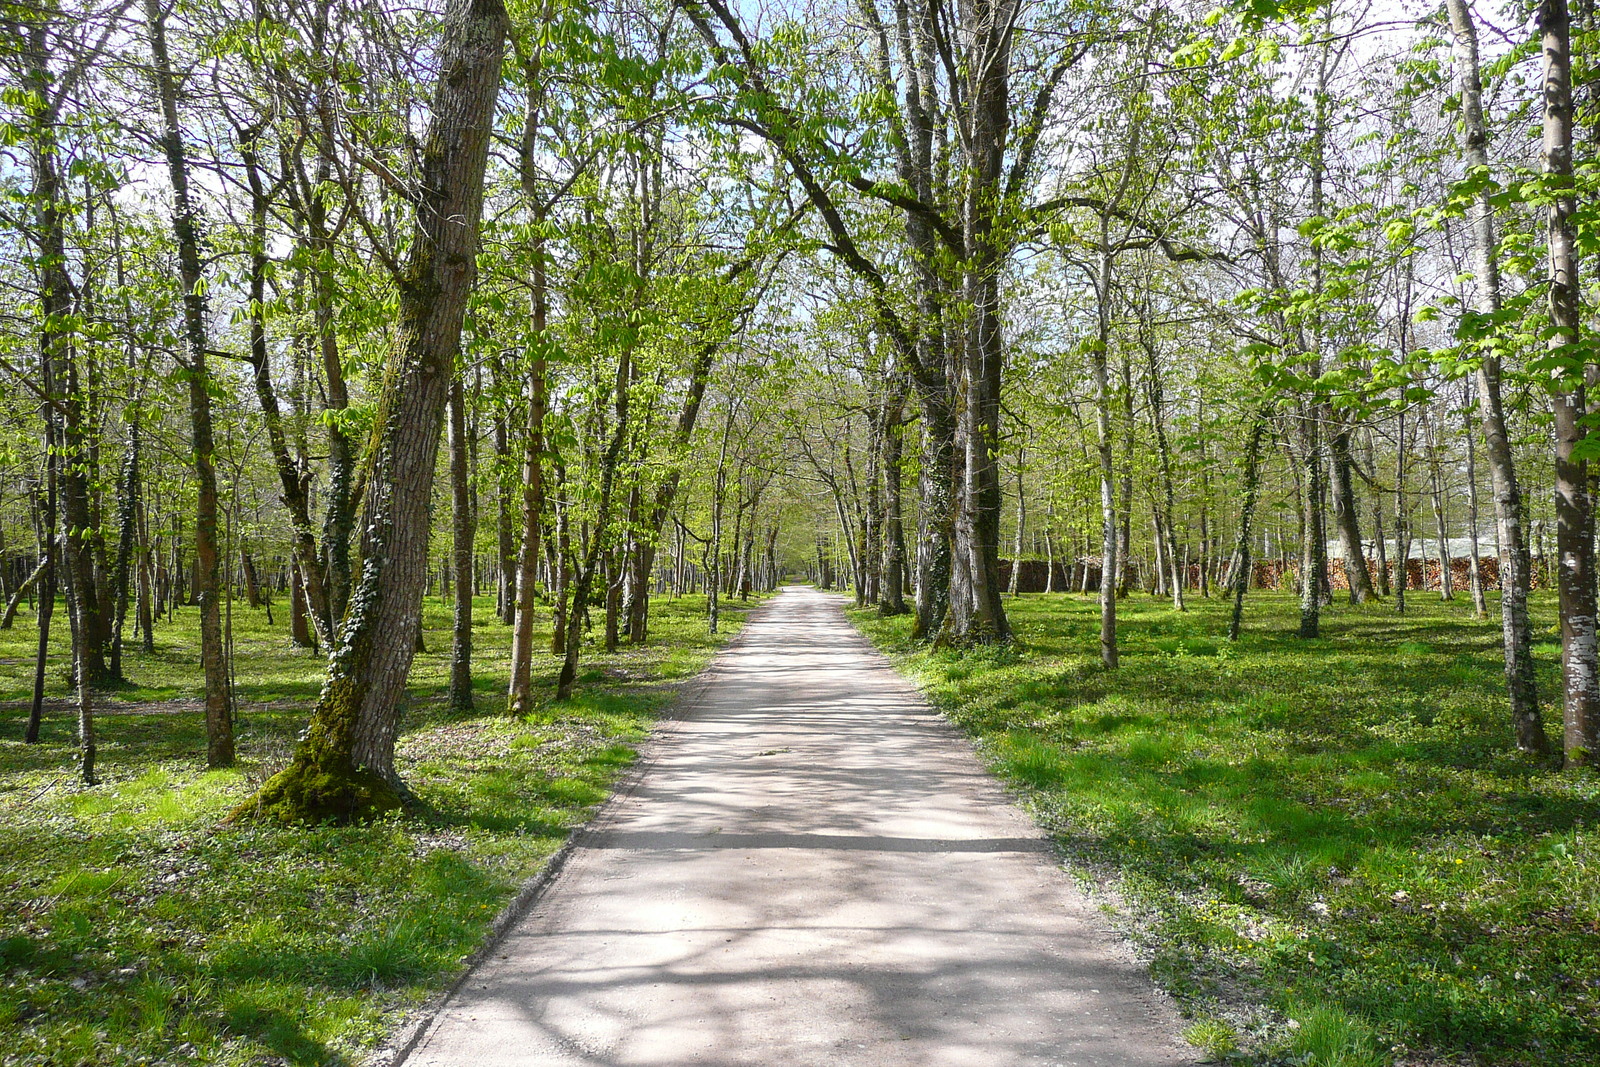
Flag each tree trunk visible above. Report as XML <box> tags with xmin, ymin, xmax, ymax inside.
<box><xmin>494</xmin><ymin>413</ymin><xmax>516</xmax><ymax>624</ymax></box>
<box><xmin>558</xmin><ymin>346</ymin><xmax>632</xmax><ymax>699</ymax></box>
<box><xmin>3</xmin><ymin>555</ymin><xmax>47</xmax><ymax>631</ymax></box>
<box><xmin>1197</xmin><ymin>400</ymin><xmax>1212</xmax><ymax>597</ymax></box>
<box><xmin>1143</xmin><ymin>329</ymin><xmax>1184</xmax><ymax>611</ymax></box>
<box><xmin>26</xmin><ymin>460</ymin><xmax>58</xmax><ymax>746</ymax></box>
<box><xmin>448</xmin><ymin>374</ymin><xmax>475</xmax><ymax>711</ymax></box>
<box><xmin>911</xmin><ymin>382</ymin><xmax>953</xmax><ymax>637</ymax></box>
<box><xmin>1463</xmin><ymin>393</ymin><xmax>1488</xmax><ymax>618</ymax></box>
<box><xmin>505</xmin><ymin>19</ymin><xmax>557</xmax><ymax>697</ymax></box>
<box><xmin>1445</xmin><ymin>0</ymin><xmax>1545</xmax><ymax>752</ymax></box>
<box><xmin>232</xmin><ymin>0</ymin><xmax>507</xmax><ymax>821</ymax></box>
<box><xmin>136</xmin><ymin>492</ymin><xmax>154</xmax><ymax>652</ymax></box>
<box><xmin>1366</xmin><ymin>428</ymin><xmax>1391</xmax><ymax>597</ymax></box>
<box><xmin>938</xmin><ymin>0</ymin><xmax>1013</xmax><ymax>646</ymax></box>
<box><xmin>1541</xmin><ymin>0</ymin><xmax>1597</xmax><ymax>767</ymax></box>
<box><xmin>1298</xmin><ymin>419</ymin><xmax>1324</xmax><ymax>638</ymax></box>
<box><xmin>1425</xmin><ymin>413</ymin><xmax>1454</xmax><ymax>600</ymax></box>
<box><xmin>1228</xmin><ymin>408</ymin><xmax>1270</xmax><ymax>641</ymax></box>
<box><xmin>1395</xmin><ymin>408</ymin><xmax>1411</xmax><ymax>615</ymax></box>
<box><xmin>1092</xmin><ymin>239</ymin><xmax>1118</xmax><ymax>667</ymax></box>
<box><xmin>1008</xmin><ymin>450</ymin><xmax>1025</xmax><ymax>596</ymax></box>
<box><xmin>879</xmin><ymin>377</ymin><xmax>909</xmax><ymax>615</ymax></box>
<box><xmin>1117</xmin><ymin>348</ymin><xmax>1135</xmax><ymax>600</ymax></box>
<box><xmin>550</xmin><ymin>484</ymin><xmax>571</xmax><ymax>655</ymax></box>
<box><xmin>290</xmin><ymin>562</ymin><xmax>314</xmax><ymax>649</ymax></box>
<box><xmin>239</xmin><ymin>548</ymin><xmax>262</xmax><ymax>609</ymax></box>
<box><xmin>506</xmin><ymin>237</ymin><xmax>549</xmax><ymax>715</ymax></box>
<box><xmin>146</xmin><ymin>0</ymin><xmax>233</xmax><ymax>766</ymax></box>
<box><xmin>108</xmin><ymin>426</ymin><xmax>140</xmax><ymax>678</ymax></box>
<box><xmin>1331</xmin><ymin>426</ymin><xmax>1374</xmax><ymax>602</ymax></box>
<box><xmin>1044</xmin><ymin>519</ymin><xmax>1056</xmax><ymax>594</ymax></box>
<box><xmin>1152</xmin><ymin>514</ymin><xmax>1167</xmax><ymax>598</ymax></box>
<box><xmin>604</xmin><ymin>547</ymin><xmax>622</xmax><ymax>652</ymax></box>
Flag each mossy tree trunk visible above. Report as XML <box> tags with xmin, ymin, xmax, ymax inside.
<box><xmin>231</xmin><ymin>0</ymin><xmax>508</xmax><ymax>823</ymax></box>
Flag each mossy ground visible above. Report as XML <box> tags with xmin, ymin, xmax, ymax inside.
<box><xmin>850</xmin><ymin>590</ymin><xmax>1600</xmax><ymax>1067</ymax></box>
<box><xmin>0</xmin><ymin>589</ymin><xmax>760</xmax><ymax>1066</ymax></box>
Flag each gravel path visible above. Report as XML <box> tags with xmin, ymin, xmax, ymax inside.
<box><xmin>404</xmin><ymin>585</ymin><xmax>1194</xmax><ymax>1066</ymax></box>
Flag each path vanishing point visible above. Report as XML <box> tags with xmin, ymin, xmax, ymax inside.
<box><xmin>404</xmin><ymin>585</ymin><xmax>1195</xmax><ymax>1067</ymax></box>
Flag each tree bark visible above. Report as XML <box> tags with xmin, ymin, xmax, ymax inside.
<box><xmin>1366</xmin><ymin>428</ymin><xmax>1391</xmax><ymax>597</ymax></box>
<box><xmin>1008</xmin><ymin>450</ymin><xmax>1025</xmax><ymax>596</ymax></box>
<box><xmin>1142</xmin><ymin>325</ymin><xmax>1184</xmax><ymax>611</ymax></box>
<box><xmin>494</xmin><ymin>412</ymin><xmax>516</xmax><ymax>624</ymax></box>
<box><xmin>108</xmin><ymin>424</ymin><xmax>140</xmax><ymax>678</ymax></box>
<box><xmin>506</xmin><ymin>37</ymin><xmax>555</xmax><ymax>704</ymax></box>
<box><xmin>26</xmin><ymin>463</ymin><xmax>58</xmax><ymax>746</ymax></box>
<box><xmin>1424</xmin><ymin>413</ymin><xmax>1454</xmax><ymax>600</ymax></box>
<box><xmin>1395</xmin><ymin>408</ymin><xmax>1411</xmax><ymax>615</ymax></box>
<box><xmin>3</xmin><ymin>555</ymin><xmax>47</xmax><ymax>631</ymax></box>
<box><xmin>1298</xmin><ymin>420</ymin><xmax>1324</xmax><ymax>637</ymax></box>
<box><xmin>290</xmin><ymin>562</ymin><xmax>313</xmax><ymax>649</ymax></box>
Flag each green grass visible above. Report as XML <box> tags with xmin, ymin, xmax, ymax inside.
<box><xmin>849</xmin><ymin>591</ymin><xmax>1600</xmax><ymax>1067</ymax></box>
<box><xmin>0</xmin><ymin>588</ymin><xmax>762</xmax><ymax>1066</ymax></box>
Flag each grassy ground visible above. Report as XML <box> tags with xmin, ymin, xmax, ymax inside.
<box><xmin>0</xmin><ymin>588</ymin><xmax>760</xmax><ymax>1067</ymax></box>
<box><xmin>849</xmin><ymin>591</ymin><xmax>1599</xmax><ymax>1067</ymax></box>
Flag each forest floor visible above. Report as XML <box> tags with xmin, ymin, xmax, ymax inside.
<box><xmin>848</xmin><ymin>590</ymin><xmax>1600</xmax><ymax>1067</ymax></box>
<box><xmin>0</xmin><ymin>590</ymin><xmax>763</xmax><ymax>1067</ymax></box>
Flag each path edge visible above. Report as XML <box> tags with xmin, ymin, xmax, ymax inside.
<box><xmin>371</xmin><ymin>596</ymin><xmax>778</xmax><ymax>1067</ymax></box>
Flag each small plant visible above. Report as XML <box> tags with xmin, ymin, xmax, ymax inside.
<box><xmin>1184</xmin><ymin>1017</ymin><xmax>1240</xmax><ymax>1061</ymax></box>
<box><xmin>1288</xmin><ymin>1002</ymin><xmax>1387</xmax><ymax>1067</ymax></box>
